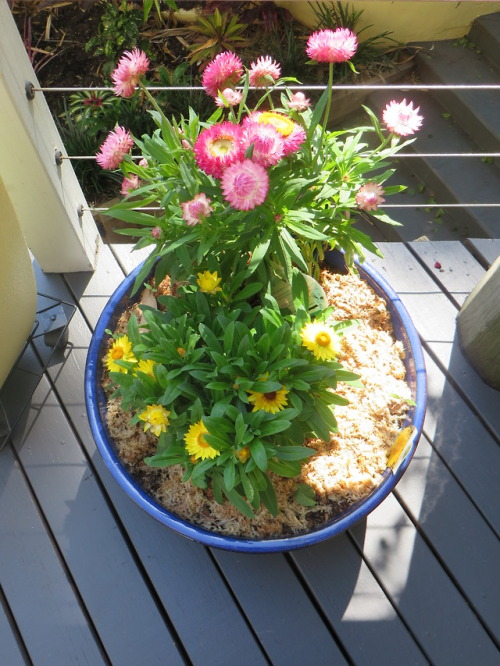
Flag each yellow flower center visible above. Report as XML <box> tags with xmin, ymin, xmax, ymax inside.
<box><xmin>315</xmin><ymin>331</ymin><xmax>332</xmax><ymax>347</ymax></box>
<box><xmin>258</xmin><ymin>112</ymin><xmax>294</xmax><ymax>137</ymax></box>
<box><xmin>111</xmin><ymin>347</ymin><xmax>124</xmax><ymax>360</ymax></box>
<box><xmin>209</xmin><ymin>136</ymin><xmax>235</xmax><ymax>156</ymax></box>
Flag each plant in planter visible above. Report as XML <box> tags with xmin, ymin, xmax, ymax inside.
<box><xmin>86</xmin><ymin>28</ymin><xmax>426</xmax><ymax>550</ymax></box>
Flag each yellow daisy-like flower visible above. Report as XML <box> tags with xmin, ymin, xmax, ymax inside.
<box><xmin>300</xmin><ymin>321</ymin><xmax>340</xmax><ymax>361</ymax></box>
<box><xmin>137</xmin><ymin>404</ymin><xmax>171</xmax><ymax>437</ymax></box>
<box><xmin>258</xmin><ymin>111</ymin><xmax>295</xmax><ymax>137</ymax></box>
<box><xmin>247</xmin><ymin>386</ymin><xmax>289</xmax><ymax>414</ymax></box>
<box><xmin>105</xmin><ymin>335</ymin><xmax>137</xmax><ymax>373</ymax></box>
<box><xmin>197</xmin><ymin>270</ymin><xmax>222</xmax><ymax>294</ymax></box>
<box><xmin>135</xmin><ymin>359</ymin><xmax>156</xmax><ymax>378</ymax></box>
<box><xmin>184</xmin><ymin>420</ymin><xmax>220</xmax><ymax>461</ymax></box>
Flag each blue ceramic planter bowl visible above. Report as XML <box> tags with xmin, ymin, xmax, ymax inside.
<box><xmin>85</xmin><ymin>258</ymin><xmax>426</xmax><ymax>552</ymax></box>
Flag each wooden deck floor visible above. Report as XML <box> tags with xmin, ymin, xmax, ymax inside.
<box><xmin>1</xmin><ymin>239</ymin><xmax>499</xmax><ymax>666</ymax></box>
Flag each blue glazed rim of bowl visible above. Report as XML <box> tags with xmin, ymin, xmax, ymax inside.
<box><xmin>85</xmin><ymin>258</ymin><xmax>426</xmax><ymax>553</ymax></box>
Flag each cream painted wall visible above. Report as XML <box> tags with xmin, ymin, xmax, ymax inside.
<box><xmin>0</xmin><ymin>178</ymin><xmax>37</xmax><ymax>389</ymax></box>
<box><xmin>276</xmin><ymin>1</ymin><xmax>500</xmax><ymax>43</ymax></box>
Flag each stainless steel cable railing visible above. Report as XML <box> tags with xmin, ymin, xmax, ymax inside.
<box><xmin>36</xmin><ymin>81</ymin><xmax>500</xmax><ymax>216</ymax></box>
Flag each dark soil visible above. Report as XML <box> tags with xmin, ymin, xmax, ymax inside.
<box><xmin>11</xmin><ymin>1</ymin><xmax>106</xmax><ymax>89</ymax></box>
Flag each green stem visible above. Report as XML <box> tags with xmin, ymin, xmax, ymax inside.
<box><xmin>320</xmin><ymin>62</ymin><xmax>334</xmax><ymax>147</ymax></box>
<box><xmin>139</xmin><ymin>81</ymin><xmax>166</xmax><ymax>119</ymax></box>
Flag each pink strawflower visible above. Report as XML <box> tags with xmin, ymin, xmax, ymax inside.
<box><xmin>356</xmin><ymin>182</ymin><xmax>385</xmax><ymax>211</ymax></box>
<box><xmin>181</xmin><ymin>193</ymin><xmax>213</xmax><ymax>226</ymax></box>
<box><xmin>242</xmin><ymin>121</ymin><xmax>284</xmax><ymax>167</ymax></box>
<box><xmin>249</xmin><ymin>56</ymin><xmax>281</xmax><ymax>88</ymax></box>
<box><xmin>287</xmin><ymin>92</ymin><xmax>311</xmax><ymax>111</ymax></box>
<box><xmin>96</xmin><ymin>126</ymin><xmax>134</xmax><ymax>170</ymax></box>
<box><xmin>244</xmin><ymin>111</ymin><xmax>306</xmax><ymax>157</ymax></box>
<box><xmin>215</xmin><ymin>88</ymin><xmax>243</xmax><ymax>108</ymax></box>
<box><xmin>120</xmin><ymin>174</ymin><xmax>140</xmax><ymax>195</ymax></box>
<box><xmin>282</xmin><ymin>124</ymin><xmax>307</xmax><ymax>156</ymax></box>
<box><xmin>221</xmin><ymin>159</ymin><xmax>269</xmax><ymax>211</ymax></box>
<box><xmin>202</xmin><ymin>52</ymin><xmax>243</xmax><ymax>98</ymax></box>
<box><xmin>138</xmin><ymin>157</ymin><xmax>149</xmax><ymax>167</ymax></box>
<box><xmin>383</xmin><ymin>99</ymin><xmax>423</xmax><ymax>136</ymax></box>
<box><xmin>151</xmin><ymin>226</ymin><xmax>162</xmax><ymax>239</ymax></box>
<box><xmin>194</xmin><ymin>122</ymin><xmax>243</xmax><ymax>178</ymax></box>
<box><xmin>306</xmin><ymin>28</ymin><xmax>358</xmax><ymax>63</ymax></box>
<box><xmin>111</xmin><ymin>48</ymin><xmax>150</xmax><ymax>98</ymax></box>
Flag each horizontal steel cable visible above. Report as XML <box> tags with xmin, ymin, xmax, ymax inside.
<box><xmin>34</xmin><ymin>83</ymin><xmax>500</xmax><ymax>92</ymax></box>
<box><xmin>40</xmin><ymin>82</ymin><xmax>499</xmax><ymax>212</ymax></box>
<box><xmin>84</xmin><ymin>203</ymin><xmax>500</xmax><ymax>213</ymax></box>
<box><xmin>61</xmin><ymin>153</ymin><xmax>500</xmax><ymax>160</ymax></box>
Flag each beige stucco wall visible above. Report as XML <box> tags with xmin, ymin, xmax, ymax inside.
<box><xmin>276</xmin><ymin>1</ymin><xmax>500</xmax><ymax>43</ymax></box>
<box><xmin>0</xmin><ymin>178</ymin><xmax>37</xmax><ymax>389</ymax></box>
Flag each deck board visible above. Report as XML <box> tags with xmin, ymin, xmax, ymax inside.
<box><xmin>350</xmin><ymin>495</ymin><xmax>499</xmax><ymax>665</ymax></box>
<box><xmin>212</xmin><ymin>550</ymin><xmax>347</xmax><ymax>665</ymax></box>
<box><xmin>10</xmin><ymin>365</ymin><xmax>184</xmax><ymax>666</ymax></box>
<box><xmin>0</xmin><ymin>444</ymin><xmax>106</xmax><ymax>665</ymax></box>
<box><xmin>395</xmin><ymin>434</ymin><xmax>500</xmax><ymax>638</ymax></box>
<box><xmin>292</xmin><ymin>535</ymin><xmax>429</xmax><ymax>665</ymax></box>
<box><xmin>1</xmin><ymin>239</ymin><xmax>499</xmax><ymax>664</ymax></box>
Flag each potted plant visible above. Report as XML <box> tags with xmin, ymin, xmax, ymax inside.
<box><xmin>85</xmin><ymin>28</ymin><xmax>426</xmax><ymax>552</ymax></box>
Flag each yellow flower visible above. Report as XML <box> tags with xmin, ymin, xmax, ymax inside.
<box><xmin>247</xmin><ymin>386</ymin><xmax>289</xmax><ymax>414</ymax></box>
<box><xmin>235</xmin><ymin>447</ymin><xmax>250</xmax><ymax>463</ymax></box>
<box><xmin>177</xmin><ymin>347</ymin><xmax>186</xmax><ymax>357</ymax></box>
<box><xmin>258</xmin><ymin>111</ymin><xmax>295</xmax><ymax>137</ymax></box>
<box><xmin>300</xmin><ymin>321</ymin><xmax>340</xmax><ymax>361</ymax></box>
<box><xmin>137</xmin><ymin>404</ymin><xmax>170</xmax><ymax>437</ymax></box>
<box><xmin>184</xmin><ymin>420</ymin><xmax>220</xmax><ymax>461</ymax></box>
<box><xmin>105</xmin><ymin>335</ymin><xmax>137</xmax><ymax>373</ymax></box>
<box><xmin>197</xmin><ymin>270</ymin><xmax>222</xmax><ymax>294</ymax></box>
<box><xmin>135</xmin><ymin>359</ymin><xmax>156</xmax><ymax>377</ymax></box>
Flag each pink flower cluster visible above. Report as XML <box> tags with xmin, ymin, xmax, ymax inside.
<box><xmin>192</xmin><ymin>110</ymin><xmax>306</xmax><ymax>211</ymax></box>
<box><xmin>202</xmin><ymin>52</ymin><xmax>281</xmax><ymax>98</ymax></box>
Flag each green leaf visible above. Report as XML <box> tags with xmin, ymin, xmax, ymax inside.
<box><xmin>259</xmin><ymin>419</ymin><xmax>291</xmax><ymax>437</ymax></box>
<box><xmin>250</xmin><ymin>440</ymin><xmax>268</xmax><ymax>472</ymax></box>
<box><xmin>285</xmin><ymin>218</ymin><xmax>328</xmax><ymax>241</ymax></box>
<box><xmin>223</xmin><ymin>459</ymin><xmax>236</xmax><ymax>491</ymax></box>
<box><xmin>234</xmin><ymin>282</ymin><xmax>263</xmax><ymax>302</ymax></box>
<box><xmin>294</xmin><ymin>483</ymin><xmax>316</xmax><ymax>507</ymax></box>
<box><xmin>239</xmin><ymin>468</ymin><xmax>255</xmax><ymax>503</ymax></box>
<box><xmin>260</xmin><ymin>474</ymin><xmax>278</xmax><ymax>516</ymax></box>
<box><xmin>280</xmin><ymin>228</ymin><xmax>308</xmax><ymax>272</ymax></box>
<box><xmin>274</xmin><ymin>446</ymin><xmax>315</xmax><ymax>461</ymax></box>
<box><xmin>221</xmin><ymin>483</ymin><xmax>255</xmax><ymax>519</ymax></box>
<box><xmin>267</xmin><ymin>459</ymin><xmax>302</xmax><ymax>478</ymax></box>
